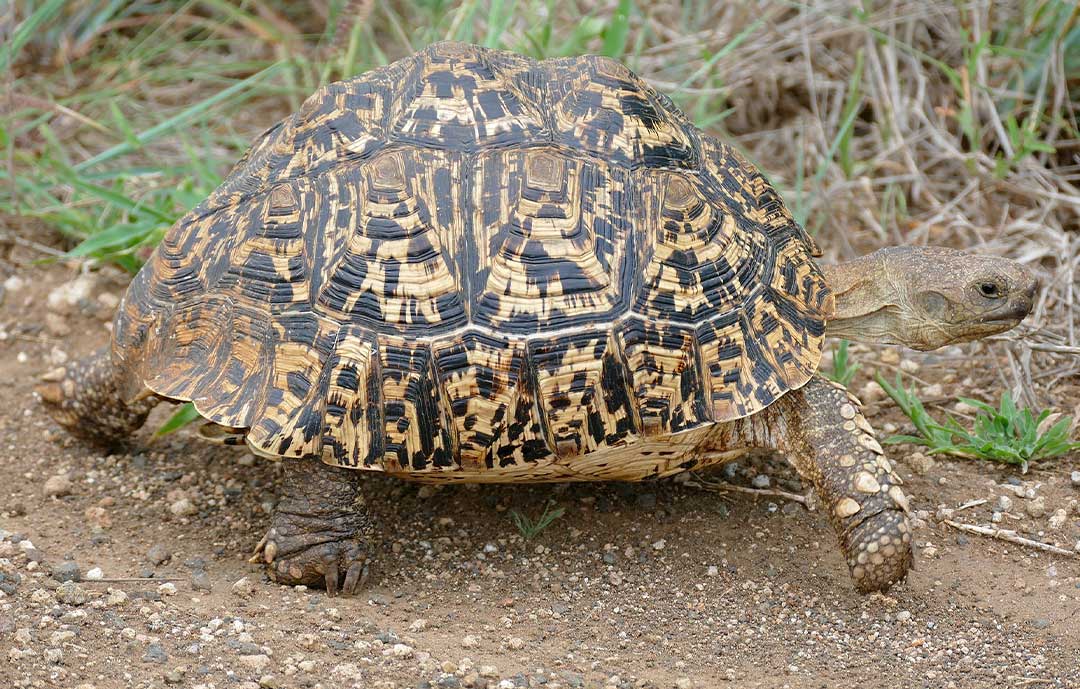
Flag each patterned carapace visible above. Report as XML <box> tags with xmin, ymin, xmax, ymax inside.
<box><xmin>113</xmin><ymin>42</ymin><xmax>833</xmax><ymax>481</ymax></box>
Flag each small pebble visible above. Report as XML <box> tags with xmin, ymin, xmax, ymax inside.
<box><xmin>56</xmin><ymin>581</ymin><xmax>88</xmax><ymax>606</ymax></box>
<box><xmin>906</xmin><ymin>453</ymin><xmax>935</xmax><ymax>476</ymax></box>
<box><xmin>169</xmin><ymin>498</ymin><xmax>196</xmax><ymax>517</ymax></box>
<box><xmin>147</xmin><ymin>544</ymin><xmax>172</xmax><ymax>565</ymax></box>
<box><xmin>651</xmin><ymin>539</ymin><xmax>666</xmax><ymax>551</ymax></box>
<box><xmin>158</xmin><ymin>582</ymin><xmax>178</xmax><ymax>596</ymax></box>
<box><xmin>240</xmin><ymin>654</ymin><xmax>271</xmax><ymax>671</ymax></box>
<box><xmin>142</xmin><ymin>644</ymin><xmax>168</xmax><ymax>664</ymax></box>
<box><xmin>1025</xmin><ymin>496</ymin><xmax>1048</xmax><ymax>519</ymax></box>
<box><xmin>43</xmin><ymin>474</ymin><xmax>72</xmax><ymax>498</ymax></box>
<box><xmin>52</xmin><ymin>561</ymin><xmax>80</xmax><ymax>583</ymax></box>
<box><xmin>85</xmin><ymin>567</ymin><xmax>103</xmax><ymax>580</ymax></box>
<box><xmin>191</xmin><ymin>570</ymin><xmax>212</xmax><ymax>592</ymax></box>
<box><xmin>751</xmin><ymin>474</ymin><xmax>770</xmax><ymax>489</ymax></box>
<box><xmin>232</xmin><ymin>577</ymin><xmax>255</xmax><ymax>598</ymax></box>
<box><xmin>996</xmin><ymin>495</ymin><xmax>1013</xmax><ymax>512</ymax></box>
<box><xmin>1071</xmin><ymin>471</ymin><xmax>1080</xmax><ymax>488</ymax></box>
<box><xmin>895</xmin><ymin>610</ymin><xmax>911</xmax><ymax>622</ymax></box>
<box><xmin>1049</xmin><ymin>509</ymin><xmax>1067</xmax><ymax>530</ymax></box>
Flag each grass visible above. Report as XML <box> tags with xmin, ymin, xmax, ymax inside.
<box><xmin>876</xmin><ymin>373</ymin><xmax>1080</xmax><ymax>472</ymax></box>
<box><xmin>509</xmin><ymin>502</ymin><xmax>565</xmax><ymax>541</ymax></box>
<box><xmin>824</xmin><ymin>340</ymin><xmax>859</xmax><ymax>387</ymax></box>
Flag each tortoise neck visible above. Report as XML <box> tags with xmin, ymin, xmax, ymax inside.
<box><xmin>820</xmin><ymin>252</ymin><xmax>905</xmax><ymax>346</ymax></box>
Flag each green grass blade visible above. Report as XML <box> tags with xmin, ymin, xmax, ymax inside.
<box><xmin>0</xmin><ymin>0</ymin><xmax>69</xmax><ymax>72</ymax></box>
<box><xmin>75</xmin><ymin>63</ymin><xmax>284</xmax><ymax>172</ymax></box>
<box><xmin>156</xmin><ymin>403</ymin><xmax>202</xmax><ymax>436</ymax></box>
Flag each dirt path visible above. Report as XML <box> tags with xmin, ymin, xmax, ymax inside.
<box><xmin>2</xmin><ymin>261</ymin><xmax>1078</xmax><ymax>688</ymax></box>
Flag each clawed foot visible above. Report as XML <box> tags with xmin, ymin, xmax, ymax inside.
<box><xmin>251</xmin><ymin>526</ymin><xmax>370</xmax><ymax>596</ymax></box>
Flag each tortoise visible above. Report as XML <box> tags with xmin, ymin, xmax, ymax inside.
<box><xmin>38</xmin><ymin>42</ymin><xmax>1038</xmax><ymax>595</ymax></box>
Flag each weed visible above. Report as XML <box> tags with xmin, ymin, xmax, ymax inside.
<box><xmin>509</xmin><ymin>501</ymin><xmax>565</xmax><ymax>540</ymax></box>
<box><xmin>824</xmin><ymin>340</ymin><xmax>860</xmax><ymax>387</ymax></box>
<box><xmin>876</xmin><ymin>373</ymin><xmax>1080</xmax><ymax>471</ymax></box>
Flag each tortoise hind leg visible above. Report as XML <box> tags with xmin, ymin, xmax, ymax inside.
<box><xmin>775</xmin><ymin>376</ymin><xmax>913</xmax><ymax>593</ymax></box>
<box><xmin>253</xmin><ymin>458</ymin><xmax>371</xmax><ymax>596</ymax></box>
<box><xmin>36</xmin><ymin>347</ymin><xmax>158</xmax><ymax>448</ymax></box>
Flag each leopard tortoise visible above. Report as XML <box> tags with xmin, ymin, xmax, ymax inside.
<box><xmin>39</xmin><ymin>42</ymin><xmax>1037</xmax><ymax>595</ymax></box>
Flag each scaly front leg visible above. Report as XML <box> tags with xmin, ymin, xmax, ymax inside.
<box><xmin>776</xmin><ymin>376</ymin><xmax>913</xmax><ymax>593</ymax></box>
<box><xmin>252</xmin><ymin>458</ymin><xmax>371</xmax><ymax>596</ymax></box>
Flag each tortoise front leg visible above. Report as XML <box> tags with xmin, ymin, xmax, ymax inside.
<box><xmin>776</xmin><ymin>376</ymin><xmax>913</xmax><ymax>593</ymax></box>
<box><xmin>252</xmin><ymin>458</ymin><xmax>371</xmax><ymax>596</ymax></box>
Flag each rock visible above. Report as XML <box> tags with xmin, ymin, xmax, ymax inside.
<box><xmin>676</xmin><ymin>679</ymin><xmax>692</xmax><ymax>689</ymax></box>
<box><xmin>1071</xmin><ymin>471</ymin><xmax>1080</xmax><ymax>488</ymax></box>
<box><xmin>921</xmin><ymin>383</ymin><xmax>943</xmax><ymax>397</ymax></box>
<box><xmin>240</xmin><ymin>654</ymin><xmax>271</xmax><ymax>671</ymax></box>
<box><xmin>169</xmin><ymin>498</ymin><xmax>196</xmax><ymax>517</ymax></box>
<box><xmin>44</xmin><ymin>313</ymin><xmax>71</xmax><ymax>336</ymax></box>
<box><xmin>390</xmin><ymin>643</ymin><xmax>414</xmax><ymax>659</ymax></box>
<box><xmin>895</xmin><ymin>610</ymin><xmax>911</xmax><ymax>622</ymax></box>
<box><xmin>899</xmin><ymin>359</ymin><xmax>919</xmax><ymax>373</ymax></box>
<box><xmin>47</xmin><ymin>274</ymin><xmax>97</xmax><ymax>315</ymax></box>
<box><xmin>651</xmin><ymin>539</ymin><xmax>666</xmax><ymax>551</ymax></box>
<box><xmin>105</xmin><ymin>588</ymin><xmax>128</xmax><ymax>606</ymax></box>
<box><xmin>52</xmin><ymin>561</ymin><xmax>80</xmax><ymax>583</ymax></box>
<box><xmin>147</xmin><ymin>544</ymin><xmax>172</xmax><ymax>565</ymax></box>
<box><xmin>859</xmin><ymin>380</ymin><xmax>885</xmax><ymax>403</ymax></box>
<box><xmin>906</xmin><ymin>453</ymin><xmax>935</xmax><ymax>475</ymax></box>
<box><xmin>751</xmin><ymin>474</ymin><xmax>770</xmax><ymax>489</ymax></box>
<box><xmin>43</xmin><ymin>474</ymin><xmax>72</xmax><ymax>498</ymax></box>
<box><xmin>165</xmin><ymin>669</ymin><xmax>185</xmax><ymax>684</ymax></box>
<box><xmin>1032</xmin><ymin>619</ymin><xmax>1051</xmax><ymax>629</ymax></box>
<box><xmin>461</xmin><ymin>635</ymin><xmax>479</xmax><ymax>649</ymax></box>
<box><xmin>191</xmin><ymin>570</ymin><xmax>212</xmax><ymax>592</ymax></box>
<box><xmin>56</xmin><ymin>581</ymin><xmax>88</xmax><ymax>605</ymax></box>
<box><xmin>1049</xmin><ymin>509</ymin><xmax>1068</xmax><ymax>530</ymax></box>
<box><xmin>1025</xmin><ymin>496</ymin><xmax>1048</xmax><ymax>519</ymax></box>
<box><xmin>706</xmin><ymin>565</ymin><xmax>719</xmax><ymax>577</ymax></box>
<box><xmin>3</xmin><ymin>275</ymin><xmax>25</xmax><ymax>294</ymax></box>
<box><xmin>142</xmin><ymin>643</ymin><xmax>168</xmax><ymax>664</ymax></box>
<box><xmin>504</xmin><ymin>636</ymin><xmax>524</xmax><ymax>650</ymax></box>
<box><xmin>232</xmin><ymin>577</ymin><xmax>255</xmax><ymax>598</ymax></box>
<box><xmin>996</xmin><ymin>495</ymin><xmax>1014</xmax><ymax>513</ymax></box>
<box><xmin>158</xmin><ymin>582</ymin><xmax>178</xmax><ymax>597</ymax></box>
<box><xmin>85</xmin><ymin>567</ymin><xmax>103</xmax><ymax>580</ymax></box>
<box><xmin>259</xmin><ymin>676</ymin><xmax>281</xmax><ymax>689</ymax></box>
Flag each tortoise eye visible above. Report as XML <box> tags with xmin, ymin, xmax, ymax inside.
<box><xmin>978</xmin><ymin>282</ymin><xmax>1002</xmax><ymax>298</ymax></box>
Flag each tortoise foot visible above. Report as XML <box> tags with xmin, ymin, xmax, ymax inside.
<box><xmin>252</xmin><ymin>527</ymin><xmax>369</xmax><ymax>596</ymax></box>
<box><xmin>844</xmin><ymin>508</ymin><xmax>913</xmax><ymax>594</ymax></box>
<box><xmin>254</xmin><ymin>458</ymin><xmax>370</xmax><ymax>596</ymax></box>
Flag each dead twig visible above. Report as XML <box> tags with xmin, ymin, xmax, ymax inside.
<box><xmin>943</xmin><ymin>520</ymin><xmax>1077</xmax><ymax>557</ymax></box>
<box><xmin>954</xmin><ymin>498</ymin><xmax>987</xmax><ymax>511</ymax></box>
<box><xmin>79</xmin><ymin>577</ymin><xmax>183</xmax><ymax>583</ymax></box>
<box><xmin>685</xmin><ymin>476</ymin><xmax>811</xmax><ymax>507</ymax></box>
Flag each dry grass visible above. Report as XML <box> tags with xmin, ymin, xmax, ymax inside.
<box><xmin>2</xmin><ymin>0</ymin><xmax>1078</xmax><ymax>409</ymax></box>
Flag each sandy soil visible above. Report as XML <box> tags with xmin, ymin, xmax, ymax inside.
<box><xmin>1</xmin><ymin>257</ymin><xmax>1078</xmax><ymax>689</ymax></box>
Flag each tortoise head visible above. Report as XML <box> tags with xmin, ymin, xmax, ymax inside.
<box><xmin>822</xmin><ymin>246</ymin><xmax>1039</xmax><ymax>351</ymax></box>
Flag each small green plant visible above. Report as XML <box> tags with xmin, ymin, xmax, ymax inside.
<box><xmin>509</xmin><ymin>501</ymin><xmax>565</xmax><ymax>540</ymax></box>
<box><xmin>876</xmin><ymin>372</ymin><xmax>1080</xmax><ymax>472</ymax></box>
<box><xmin>155</xmin><ymin>403</ymin><xmax>201</xmax><ymax>436</ymax></box>
<box><xmin>825</xmin><ymin>340</ymin><xmax>860</xmax><ymax>386</ymax></box>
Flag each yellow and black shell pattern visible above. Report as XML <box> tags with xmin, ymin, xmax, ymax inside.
<box><xmin>113</xmin><ymin>42</ymin><xmax>833</xmax><ymax>482</ymax></box>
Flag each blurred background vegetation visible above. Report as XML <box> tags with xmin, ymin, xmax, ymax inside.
<box><xmin>1</xmin><ymin>0</ymin><xmax>1078</xmax><ymax>412</ymax></box>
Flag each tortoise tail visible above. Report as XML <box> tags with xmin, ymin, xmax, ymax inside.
<box><xmin>37</xmin><ymin>347</ymin><xmax>158</xmax><ymax>448</ymax></box>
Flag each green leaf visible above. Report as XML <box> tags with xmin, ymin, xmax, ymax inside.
<box><xmin>155</xmin><ymin>403</ymin><xmax>202</xmax><ymax>436</ymax></box>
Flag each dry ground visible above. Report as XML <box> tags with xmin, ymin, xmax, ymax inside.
<box><xmin>1</xmin><ymin>253</ymin><xmax>1078</xmax><ymax>689</ymax></box>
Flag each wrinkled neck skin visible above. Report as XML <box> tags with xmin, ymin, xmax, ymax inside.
<box><xmin>821</xmin><ymin>253</ymin><xmax>912</xmax><ymax>347</ymax></box>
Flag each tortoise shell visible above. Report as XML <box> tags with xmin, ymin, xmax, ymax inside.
<box><xmin>113</xmin><ymin>42</ymin><xmax>833</xmax><ymax>481</ymax></box>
